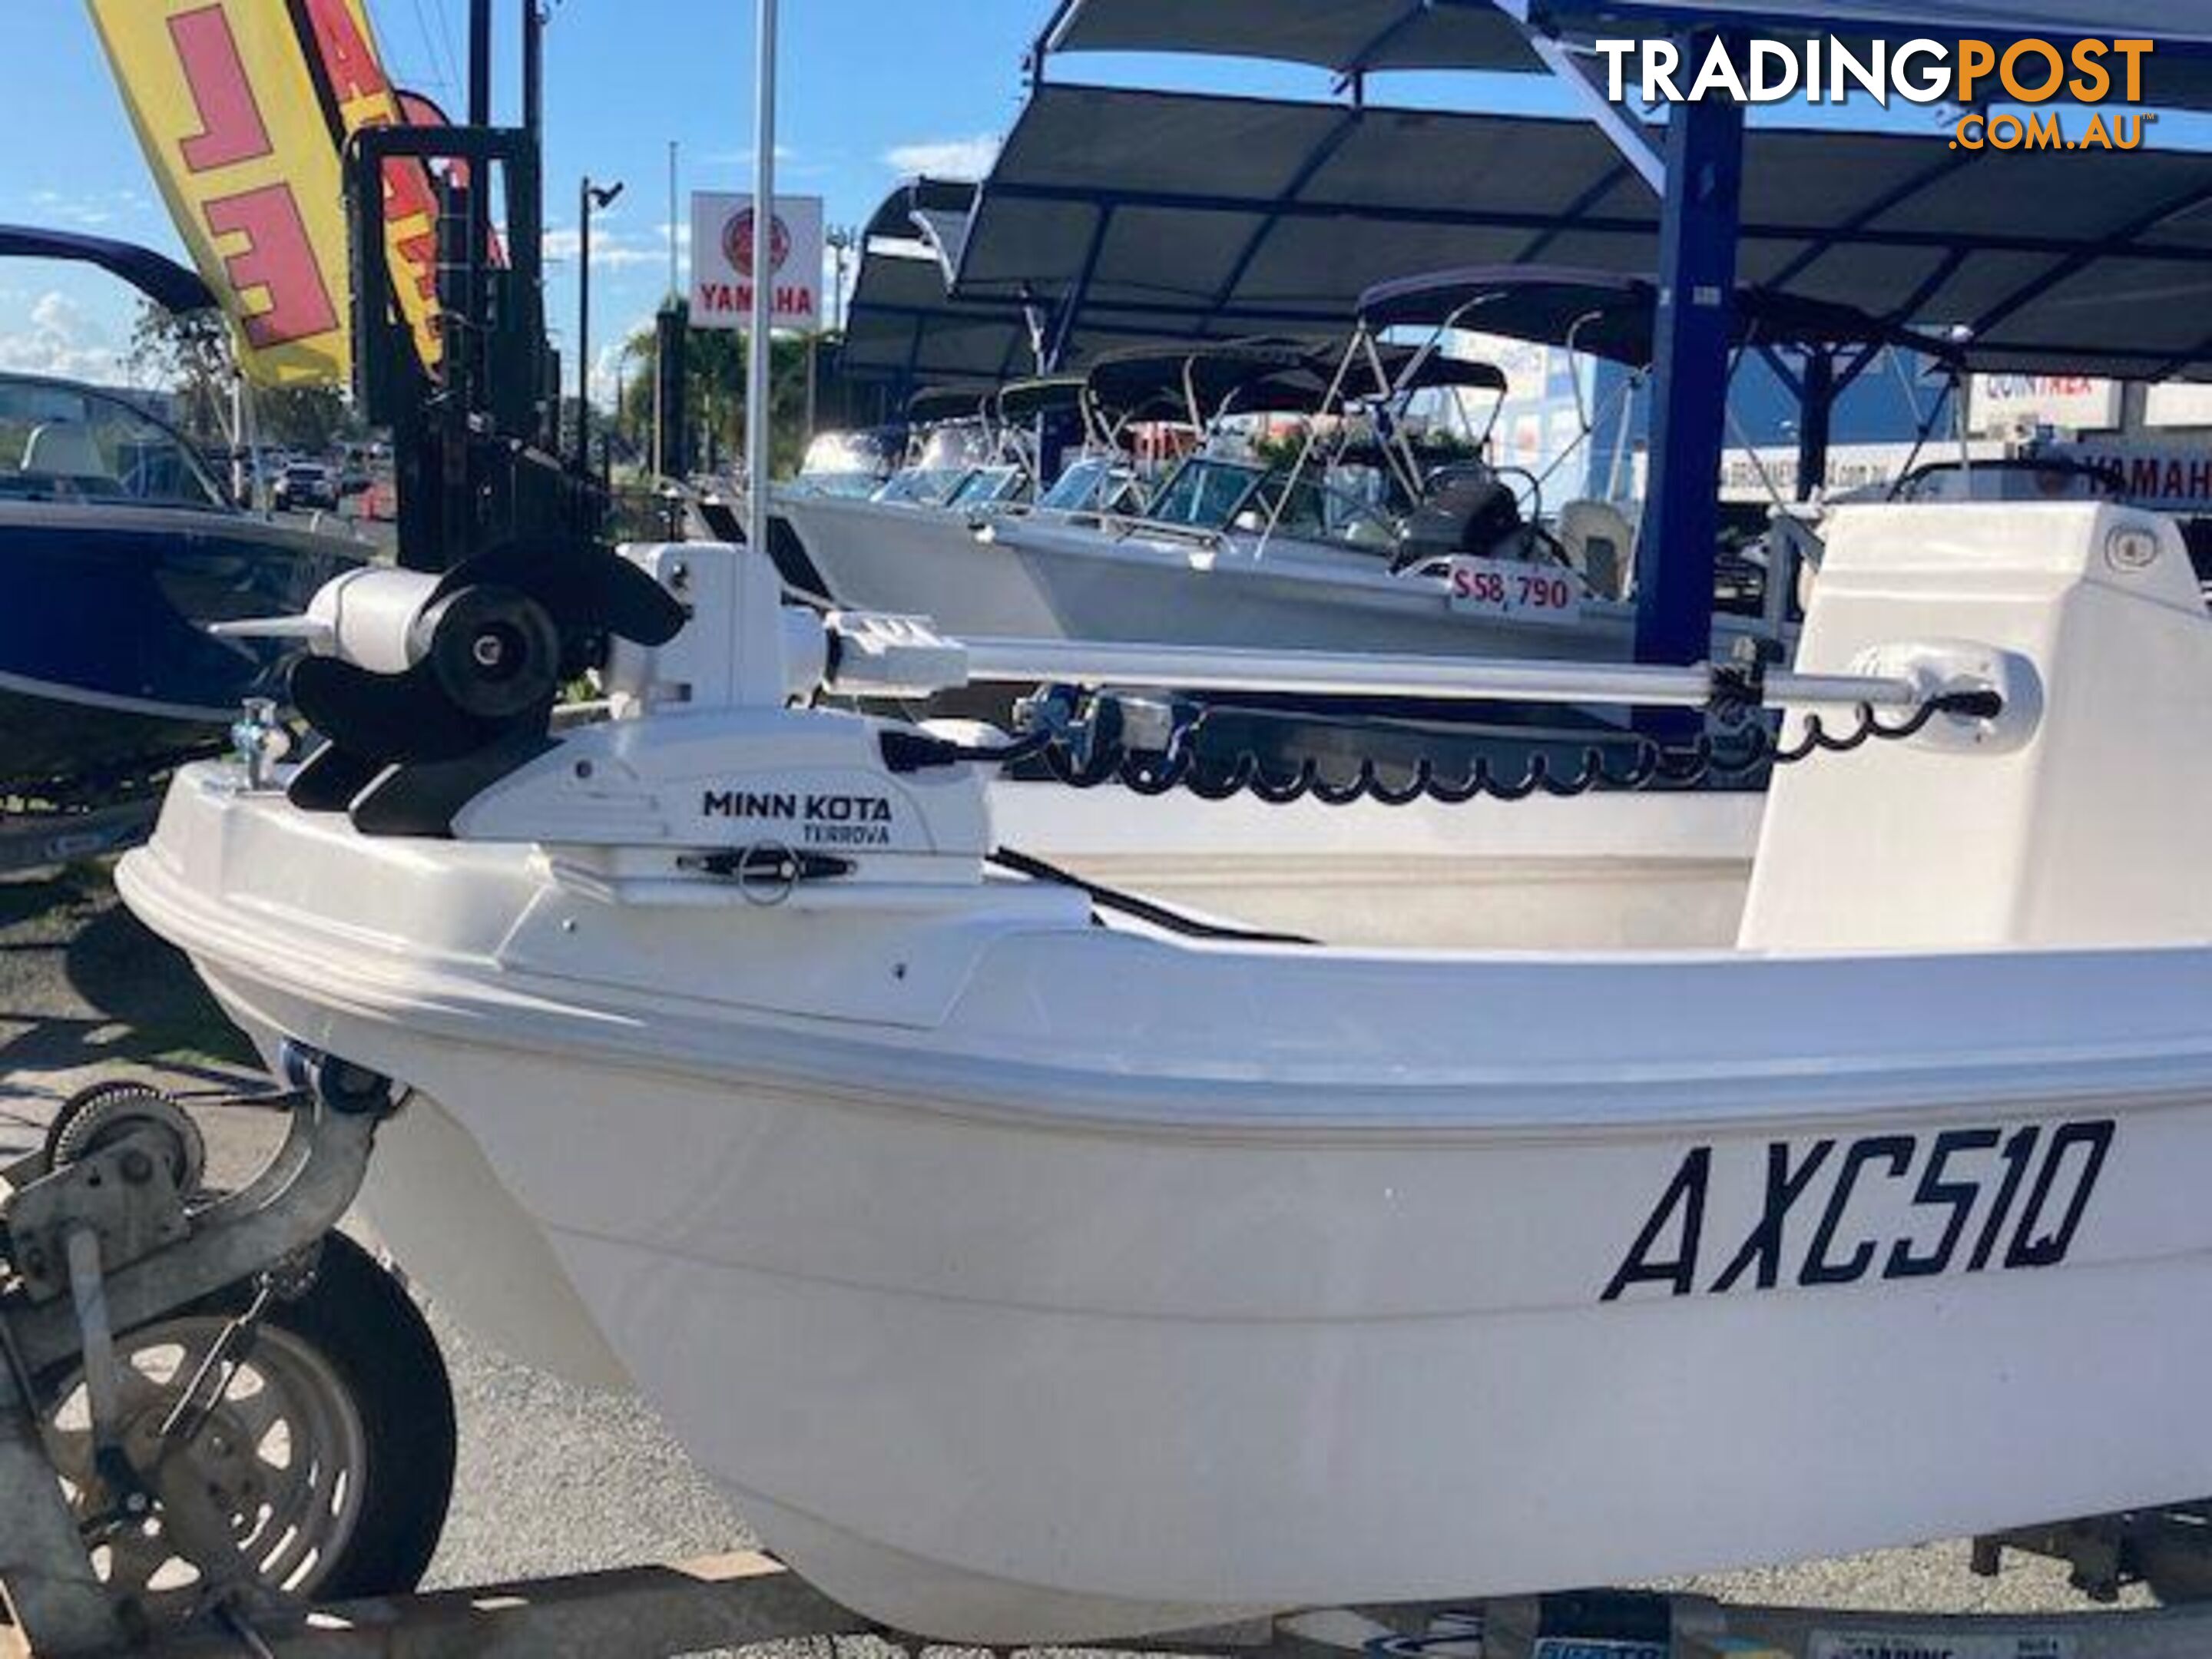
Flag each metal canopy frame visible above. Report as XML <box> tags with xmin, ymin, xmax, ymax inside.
<box><xmin>1041</xmin><ymin>0</ymin><xmax>2212</xmax><ymax>94</ymax></box>
<box><xmin>949</xmin><ymin>84</ymin><xmax>2212</xmax><ymax>385</ymax></box>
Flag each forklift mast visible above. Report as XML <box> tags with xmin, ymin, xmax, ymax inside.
<box><xmin>343</xmin><ymin>2</ymin><xmax>601</xmax><ymax>574</ymax></box>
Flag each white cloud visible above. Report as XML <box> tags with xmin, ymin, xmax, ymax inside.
<box><xmin>700</xmin><ymin>144</ymin><xmax>798</xmax><ymax>168</ymax></box>
<box><xmin>882</xmin><ymin>134</ymin><xmax>1002</xmax><ymax>180</ymax></box>
<box><xmin>546</xmin><ymin>224</ymin><xmax>684</xmax><ymax>272</ymax></box>
<box><xmin>0</xmin><ymin>290</ymin><xmax>124</xmax><ymax>383</ymax></box>
<box><xmin>20</xmin><ymin>187</ymin><xmax>152</xmax><ymax>231</ymax></box>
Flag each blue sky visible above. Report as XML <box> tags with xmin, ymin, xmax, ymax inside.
<box><xmin>3</xmin><ymin>2</ymin><xmax>2204</xmax><ymax>403</ymax></box>
<box><xmin>0</xmin><ymin>0</ymin><xmax>1386</xmax><ymax>398</ymax></box>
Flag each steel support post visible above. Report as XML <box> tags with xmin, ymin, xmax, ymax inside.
<box><xmin>1634</xmin><ymin>45</ymin><xmax>1745</xmax><ymax>671</ymax></box>
<box><xmin>1795</xmin><ymin>346</ymin><xmax>1836</xmax><ymax>501</ymax></box>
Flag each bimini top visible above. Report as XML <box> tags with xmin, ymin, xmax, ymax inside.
<box><xmin>951</xmin><ymin>83</ymin><xmax>2212</xmax><ymax>382</ymax></box>
<box><xmin>995</xmin><ymin>376</ymin><xmax>1090</xmax><ymax>424</ymax></box>
<box><xmin>1084</xmin><ymin>337</ymin><xmax>1508</xmax><ymax>427</ymax></box>
<box><xmin>906</xmin><ymin>385</ymin><xmax>997</xmax><ymax>425</ymax></box>
<box><xmin>0</xmin><ymin>225</ymin><xmax>215</xmax><ymax>316</ymax></box>
<box><xmin>1045</xmin><ymin>0</ymin><xmax>2212</xmax><ymax>92</ymax></box>
<box><xmin>1359</xmin><ymin>267</ymin><xmax>1959</xmax><ymax>366</ymax></box>
<box><xmin>1085</xmin><ymin>339</ymin><xmax>1332</xmax><ymax>425</ymax></box>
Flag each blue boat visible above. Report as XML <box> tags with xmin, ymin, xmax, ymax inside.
<box><xmin>0</xmin><ymin>228</ymin><xmax>366</xmax><ymax>796</ymax></box>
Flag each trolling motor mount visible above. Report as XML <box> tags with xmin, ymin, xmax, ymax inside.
<box><xmin>214</xmin><ymin>537</ymin><xmax>689</xmax><ymax>823</ymax></box>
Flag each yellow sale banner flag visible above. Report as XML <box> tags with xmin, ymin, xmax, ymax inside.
<box><xmin>86</xmin><ymin>0</ymin><xmax>354</xmax><ymax>387</ymax></box>
<box><xmin>290</xmin><ymin>0</ymin><xmax>445</xmax><ymax>375</ymax></box>
<box><xmin>86</xmin><ymin>0</ymin><xmax>443</xmax><ymax>389</ymax></box>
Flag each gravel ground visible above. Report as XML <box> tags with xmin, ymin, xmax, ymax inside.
<box><xmin>0</xmin><ymin>865</ymin><xmax>2155</xmax><ymax>1641</ymax></box>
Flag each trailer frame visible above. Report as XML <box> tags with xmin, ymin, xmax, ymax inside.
<box><xmin>20</xmin><ymin>1548</ymin><xmax>2212</xmax><ymax>1659</ymax></box>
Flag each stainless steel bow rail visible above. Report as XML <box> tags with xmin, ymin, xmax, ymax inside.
<box><xmin>956</xmin><ymin>637</ymin><xmax>1941</xmax><ymax>713</ymax></box>
<box><xmin>912</xmin><ymin>635</ymin><xmax>2016</xmax><ymax>806</ymax></box>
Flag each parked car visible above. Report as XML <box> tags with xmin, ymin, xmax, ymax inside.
<box><xmin>274</xmin><ymin>462</ymin><xmax>339</xmax><ymax>512</ymax></box>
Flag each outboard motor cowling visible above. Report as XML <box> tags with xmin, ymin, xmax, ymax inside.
<box><xmin>1395</xmin><ymin>462</ymin><xmax>1525</xmax><ymax>570</ymax></box>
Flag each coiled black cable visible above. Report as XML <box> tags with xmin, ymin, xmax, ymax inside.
<box><xmin>1023</xmin><ymin>689</ymin><xmax>2000</xmax><ymax>809</ymax></box>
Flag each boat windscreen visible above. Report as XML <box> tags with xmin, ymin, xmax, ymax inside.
<box><xmin>909</xmin><ymin>422</ymin><xmax>996</xmax><ymax>475</ymax></box>
<box><xmin>876</xmin><ymin>469</ymin><xmax>974</xmax><ymax>507</ymax></box>
<box><xmin>800</xmin><ymin>429</ymin><xmax>901</xmax><ymax>485</ymax></box>
<box><xmin>1039</xmin><ymin>455</ymin><xmax>1144</xmax><ymax>513</ymax></box>
<box><xmin>1143</xmin><ymin>457</ymin><xmax>1263</xmax><ymax>530</ymax></box>
<box><xmin>950</xmin><ymin>465</ymin><xmax>1027</xmax><ymax>508</ymax></box>
<box><xmin>0</xmin><ymin>376</ymin><xmax>227</xmax><ymax>510</ymax></box>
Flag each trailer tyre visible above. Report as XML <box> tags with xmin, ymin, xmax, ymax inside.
<box><xmin>40</xmin><ymin>1230</ymin><xmax>456</xmax><ymax>1621</ymax></box>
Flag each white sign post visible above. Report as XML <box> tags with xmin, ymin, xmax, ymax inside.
<box><xmin>690</xmin><ymin>190</ymin><xmax>823</xmax><ymax>334</ymax></box>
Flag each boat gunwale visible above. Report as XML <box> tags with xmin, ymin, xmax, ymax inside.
<box><xmin>118</xmin><ymin>825</ymin><xmax>2212</xmax><ymax>1150</ymax></box>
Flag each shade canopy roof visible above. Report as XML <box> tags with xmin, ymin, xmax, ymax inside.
<box><xmin>1047</xmin><ymin>0</ymin><xmax>2212</xmax><ymax>83</ymax></box>
<box><xmin>843</xmin><ymin>240</ymin><xmax>1253</xmax><ymax>386</ymax></box>
<box><xmin>863</xmin><ymin>178</ymin><xmax>982</xmax><ymax>244</ymax></box>
<box><xmin>1045</xmin><ymin>0</ymin><xmax>1534</xmax><ymax>76</ymax></box>
<box><xmin>843</xmin><ymin>248</ymin><xmax>1038</xmax><ymax>387</ymax></box>
<box><xmin>1359</xmin><ymin>267</ymin><xmax>1955</xmax><ymax>365</ymax></box>
<box><xmin>846</xmin><ymin>170</ymin><xmax>1263</xmax><ymax>387</ymax></box>
<box><xmin>863</xmin><ymin>177</ymin><xmax>985</xmax><ymax>276</ymax></box>
<box><xmin>951</xmin><ymin>83</ymin><xmax>2212</xmax><ymax>382</ymax></box>
<box><xmin>0</xmin><ymin>225</ymin><xmax>214</xmax><ymax>316</ymax></box>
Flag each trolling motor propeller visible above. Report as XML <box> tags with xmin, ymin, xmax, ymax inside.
<box><xmin>290</xmin><ymin>583</ymin><xmax>564</xmax><ymax>763</ymax></box>
<box><xmin>221</xmin><ymin>538</ymin><xmax>687</xmax><ymax>833</ymax></box>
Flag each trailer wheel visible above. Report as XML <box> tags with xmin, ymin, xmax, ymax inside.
<box><xmin>38</xmin><ymin>1231</ymin><xmax>455</xmax><ymax>1626</ymax></box>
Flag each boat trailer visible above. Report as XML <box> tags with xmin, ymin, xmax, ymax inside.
<box><xmin>13</xmin><ymin>1548</ymin><xmax>2212</xmax><ymax>1659</ymax></box>
<box><xmin>0</xmin><ymin>803</ymin><xmax>160</xmax><ymax>878</ymax></box>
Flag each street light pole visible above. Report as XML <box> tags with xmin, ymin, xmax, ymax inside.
<box><xmin>577</xmin><ymin>176</ymin><xmax>624</xmax><ymax>472</ymax></box>
<box><xmin>747</xmin><ymin>0</ymin><xmax>778</xmax><ymax>551</ymax></box>
<box><xmin>800</xmin><ymin>226</ymin><xmax>856</xmax><ymax>449</ymax></box>
<box><xmin>827</xmin><ymin>224</ymin><xmax>855</xmax><ymax>333</ymax></box>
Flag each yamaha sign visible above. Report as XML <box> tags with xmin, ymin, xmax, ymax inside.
<box><xmin>690</xmin><ymin>190</ymin><xmax>823</xmax><ymax>333</ymax></box>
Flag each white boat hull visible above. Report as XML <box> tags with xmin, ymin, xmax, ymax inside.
<box><xmin>121</xmin><ymin>778</ymin><xmax>2212</xmax><ymax>1644</ymax></box>
<box><xmin>117</xmin><ymin>502</ymin><xmax>2212</xmax><ymax>1643</ymax></box>
<box><xmin>778</xmin><ymin>492</ymin><xmax>1747</xmax><ymax>661</ymax></box>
